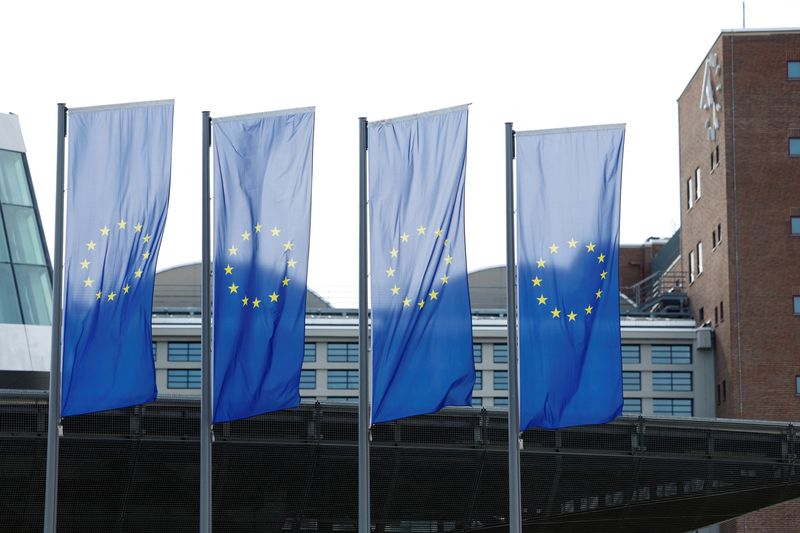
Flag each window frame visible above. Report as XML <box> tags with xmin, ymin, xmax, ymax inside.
<box><xmin>789</xmin><ymin>137</ymin><xmax>800</xmax><ymax>157</ymax></box>
<box><xmin>788</xmin><ymin>60</ymin><xmax>800</xmax><ymax>80</ymax></box>
<box><xmin>167</xmin><ymin>342</ymin><xmax>202</xmax><ymax>362</ymax></box>
<box><xmin>327</xmin><ymin>342</ymin><xmax>359</xmax><ymax>362</ymax></box>
<box><xmin>167</xmin><ymin>368</ymin><xmax>201</xmax><ymax>389</ymax></box>
<box><xmin>694</xmin><ymin>167</ymin><xmax>702</xmax><ymax>200</ymax></box>
<box><xmin>493</xmin><ymin>370</ymin><xmax>509</xmax><ymax>391</ymax></box>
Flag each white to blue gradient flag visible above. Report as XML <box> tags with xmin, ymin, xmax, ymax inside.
<box><xmin>61</xmin><ymin>100</ymin><xmax>173</xmax><ymax>416</ymax></box>
<box><xmin>516</xmin><ymin>124</ymin><xmax>625</xmax><ymax>429</ymax></box>
<box><xmin>368</xmin><ymin>106</ymin><xmax>475</xmax><ymax>424</ymax></box>
<box><xmin>212</xmin><ymin>108</ymin><xmax>314</xmax><ymax>423</ymax></box>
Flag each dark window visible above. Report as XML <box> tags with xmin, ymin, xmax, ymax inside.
<box><xmin>717</xmin><ymin>384</ymin><xmax>721</xmax><ymax>406</ymax></box>
<box><xmin>717</xmin><ymin>223</ymin><xmax>721</xmax><ymax>242</ymax></box>
<box><xmin>473</xmin><ymin>343</ymin><xmax>482</xmax><ymax>363</ymax></box>
<box><xmin>168</xmin><ymin>342</ymin><xmax>201</xmax><ymax>362</ymax></box>
<box><xmin>622</xmin><ymin>398</ymin><xmax>642</xmax><ymax>415</ymax></box>
<box><xmin>653</xmin><ymin>371</ymin><xmax>693</xmax><ymax>392</ymax></box>
<box><xmin>474</xmin><ymin>370</ymin><xmax>483</xmax><ymax>391</ymax></box>
<box><xmin>699</xmin><ymin>307</ymin><xmax>704</xmax><ymax>323</ymax></box>
<box><xmin>494</xmin><ymin>370</ymin><xmax>508</xmax><ymax>390</ymax></box>
<box><xmin>794</xmin><ymin>296</ymin><xmax>800</xmax><ymax>315</ymax></box>
<box><xmin>493</xmin><ymin>344</ymin><xmax>508</xmax><ymax>364</ymax></box>
<box><xmin>792</xmin><ymin>217</ymin><xmax>800</xmax><ymax>236</ymax></box>
<box><xmin>621</xmin><ymin>345</ymin><xmax>641</xmax><ymax>364</ymax></box>
<box><xmin>622</xmin><ymin>371</ymin><xmax>641</xmax><ymax>391</ymax></box>
<box><xmin>167</xmin><ymin>369</ymin><xmax>201</xmax><ymax>389</ymax></box>
<box><xmin>652</xmin><ymin>398</ymin><xmax>693</xmax><ymax>417</ymax></box>
<box><xmin>714</xmin><ymin>306</ymin><xmax>719</xmax><ymax>325</ymax></box>
<box><xmin>712</xmin><ymin>229</ymin><xmax>717</xmax><ymax>247</ymax></box>
<box><xmin>652</xmin><ymin>345</ymin><xmax>692</xmax><ymax>365</ymax></box>
<box><xmin>722</xmin><ymin>380</ymin><xmax>727</xmax><ymax>401</ymax></box>
<box><xmin>788</xmin><ymin>61</ymin><xmax>800</xmax><ymax>79</ymax></box>
<box><xmin>790</xmin><ymin>138</ymin><xmax>800</xmax><ymax>157</ymax></box>
<box><xmin>715</xmin><ymin>145</ymin><xmax>720</xmax><ymax>166</ymax></box>
<box><xmin>328</xmin><ymin>370</ymin><xmax>358</xmax><ymax>389</ymax></box>
<box><xmin>710</xmin><ymin>151</ymin><xmax>714</xmax><ymax>169</ymax></box>
<box><xmin>300</xmin><ymin>370</ymin><xmax>316</xmax><ymax>389</ymax></box>
<box><xmin>472</xmin><ymin>397</ymin><xmax>483</xmax><ymax>407</ymax></box>
<box><xmin>304</xmin><ymin>343</ymin><xmax>316</xmax><ymax>362</ymax></box>
<box><xmin>494</xmin><ymin>397</ymin><xmax>508</xmax><ymax>408</ymax></box>
<box><xmin>327</xmin><ymin>343</ymin><xmax>358</xmax><ymax>362</ymax></box>
<box><xmin>720</xmin><ymin>301</ymin><xmax>724</xmax><ymax>322</ymax></box>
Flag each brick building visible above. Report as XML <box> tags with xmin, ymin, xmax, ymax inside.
<box><xmin>678</xmin><ymin>28</ymin><xmax>800</xmax><ymax>531</ymax></box>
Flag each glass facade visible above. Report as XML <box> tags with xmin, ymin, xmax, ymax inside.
<box><xmin>168</xmin><ymin>342</ymin><xmax>201</xmax><ymax>362</ymax></box>
<box><xmin>327</xmin><ymin>343</ymin><xmax>358</xmax><ymax>362</ymax></box>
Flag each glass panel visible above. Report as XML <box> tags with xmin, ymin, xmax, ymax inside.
<box><xmin>473</xmin><ymin>343</ymin><xmax>482</xmax><ymax>363</ymax></box>
<box><xmin>621</xmin><ymin>345</ymin><xmax>640</xmax><ymax>364</ymax></box>
<box><xmin>328</xmin><ymin>370</ymin><xmax>358</xmax><ymax>389</ymax></box>
<box><xmin>152</xmin><ymin>342</ymin><xmax>157</xmax><ymax>361</ymax></box>
<box><xmin>794</xmin><ymin>296</ymin><xmax>800</xmax><ymax>315</ymax></box>
<box><xmin>494</xmin><ymin>370</ymin><xmax>508</xmax><ymax>390</ymax></box>
<box><xmin>471</xmin><ymin>397</ymin><xmax>482</xmax><ymax>407</ymax></box>
<box><xmin>652</xmin><ymin>345</ymin><xmax>692</xmax><ymax>365</ymax></box>
<box><xmin>622</xmin><ymin>371</ymin><xmax>641</xmax><ymax>391</ymax></box>
<box><xmin>0</xmin><ymin>263</ymin><xmax>22</xmax><ymax>324</ymax></box>
<box><xmin>796</xmin><ymin>376</ymin><xmax>800</xmax><ymax>395</ymax></box>
<box><xmin>494</xmin><ymin>398</ymin><xmax>508</xmax><ymax>407</ymax></box>
<box><xmin>13</xmin><ymin>264</ymin><xmax>51</xmax><ymax>325</ymax></box>
<box><xmin>622</xmin><ymin>398</ymin><xmax>642</xmax><ymax>415</ymax></box>
<box><xmin>3</xmin><ymin>205</ymin><xmax>45</xmax><ymax>265</ymax></box>
<box><xmin>304</xmin><ymin>343</ymin><xmax>316</xmax><ymax>362</ymax></box>
<box><xmin>168</xmin><ymin>342</ymin><xmax>201</xmax><ymax>361</ymax></box>
<box><xmin>493</xmin><ymin>343</ymin><xmax>508</xmax><ymax>364</ymax></box>
<box><xmin>0</xmin><ymin>212</ymin><xmax>9</xmax><ymax>262</ymax></box>
<box><xmin>792</xmin><ymin>217</ymin><xmax>800</xmax><ymax>236</ymax></box>
<box><xmin>300</xmin><ymin>370</ymin><xmax>316</xmax><ymax>389</ymax></box>
<box><xmin>653</xmin><ymin>371</ymin><xmax>693</xmax><ymax>392</ymax></box>
<box><xmin>327</xmin><ymin>342</ymin><xmax>358</xmax><ymax>362</ymax></box>
<box><xmin>791</xmin><ymin>138</ymin><xmax>800</xmax><ymax>156</ymax></box>
<box><xmin>789</xmin><ymin>61</ymin><xmax>800</xmax><ymax>79</ymax></box>
<box><xmin>474</xmin><ymin>370</ymin><xmax>482</xmax><ymax>390</ymax></box>
<box><xmin>653</xmin><ymin>399</ymin><xmax>693</xmax><ymax>417</ymax></box>
<box><xmin>0</xmin><ymin>150</ymin><xmax>32</xmax><ymax>206</ymax></box>
<box><xmin>167</xmin><ymin>369</ymin><xmax>201</xmax><ymax>389</ymax></box>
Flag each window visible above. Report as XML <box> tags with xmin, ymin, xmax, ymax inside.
<box><xmin>714</xmin><ymin>306</ymin><xmax>718</xmax><ymax>325</ymax></box>
<box><xmin>722</xmin><ymin>380</ymin><xmax>727</xmax><ymax>402</ymax></box>
<box><xmin>694</xmin><ymin>167</ymin><xmax>702</xmax><ymax>200</ymax></box>
<box><xmin>622</xmin><ymin>398</ymin><xmax>642</xmax><ymax>415</ymax></box>
<box><xmin>304</xmin><ymin>343</ymin><xmax>316</xmax><ymax>362</ymax></box>
<box><xmin>0</xmin><ymin>264</ymin><xmax>22</xmax><ymax>324</ymax></box>
<box><xmin>494</xmin><ymin>370</ymin><xmax>508</xmax><ymax>390</ymax></box>
<box><xmin>493</xmin><ymin>398</ymin><xmax>508</xmax><ymax>408</ymax></box>
<box><xmin>300</xmin><ymin>370</ymin><xmax>316</xmax><ymax>390</ymax></box>
<box><xmin>327</xmin><ymin>343</ymin><xmax>358</xmax><ymax>362</ymax></box>
<box><xmin>493</xmin><ymin>344</ymin><xmax>508</xmax><ymax>364</ymax></box>
<box><xmin>790</xmin><ymin>138</ymin><xmax>800</xmax><ymax>157</ymax></box>
<box><xmin>720</xmin><ymin>301</ymin><xmax>724</xmax><ymax>322</ymax></box>
<box><xmin>792</xmin><ymin>217</ymin><xmax>800</xmax><ymax>236</ymax></box>
<box><xmin>622</xmin><ymin>371</ymin><xmax>641</xmax><ymax>391</ymax></box>
<box><xmin>653</xmin><ymin>399</ymin><xmax>693</xmax><ymax>417</ymax></box>
<box><xmin>652</xmin><ymin>345</ymin><xmax>692</xmax><ymax>365</ymax></box>
<box><xmin>794</xmin><ymin>296</ymin><xmax>800</xmax><ymax>315</ymax></box>
<box><xmin>2</xmin><ymin>205</ymin><xmax>46</xmax><ymax>265</ymax></box>
<box><xmin>688</xmin><ymin>250</ymin><xmax>695</xmax><ymax>283</ymax></box>
<box><xmin>712</xmin><ymin>228</ymin><xmax>717</xmax><ymax>248</ymax></box>
<box><xmin>328</xmin><ymin>396</ymin><xmax>358</xmax><ymax>403</ymax></box>
<box><xmin>472</xmin><ymin>397</ymin><xmax>483</xmax><ymax>407</ymax></box>
<box><xmin>328</xmin><ymin>370</ymin><xmax>358</xmax><ymax>389</ymax></box>
<box><xmin>168</xmin><ymin>342</ymin><xmax>201</xmax><ymax>362</ymax></box>
<box><xmin>474</xmin><ymin>370</ymin><xmax>483</xmax><ymax>391</ymax></box>
<box><xmin>13</xmin><ymin>264</ymin><xmax>51</xmax><ymax>325</ymax></box>
<box><xmin>0</xmin><ymin>150</ymin><xmax>33</xmax><ymax>206</ymax></box>
<box><xmin>696</xmin><ymin>242</ymin><xmax>703</xmax><ymax>275</ymax></box>
<box><xmin>653</xmin><ymin>372</ymin><xmax>693</xmax><ymax>392</ymax></box>
<box><xmin>717</xmin><ymin>384</ymin><xmax>721</xmax><ymax>406</ymax></box>
<box><xmin>788</xmin><ymin>61</ymin><xmax>800</xmax><ymax>79</ymax></box>
<box><xmin>473</xmin><ymin>343</ymin><xmax>482</xmax><ymax>363</ymax></box>
<box><xmin>167</xmin><ymin>369</ymin><xmax>201</xmax><ymax>389</ymax></box>
<box><xmin>687</xmin><ymin>178</ymin><xmax>694</xmax><ymax>209</ymax></box>
<box><xmin>621</xmin><ymin>345</ymin><xmax>641</xmax><ymax>364</ymax></box>
<box><xmin>699</xmin><ymin>307</ymin><xmax>704</xmax><ymax>323</ymax></box>
<box><xmin>152</xmin><ymin>342</ymin><xmax>157</xmax><ymax>361</ymax></box>
<box><xmin>796</xmin><ymin>376</ymin><xmax>800</xmax><ymax>395</ymax></box>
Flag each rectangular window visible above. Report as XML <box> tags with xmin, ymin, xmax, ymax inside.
<box><xmin>720</xmin><ymin>301</ymin><xmax>724</xmax><ymax>321</ymax></box>
<box><xmin>652</xmin><ymin>398</ymin><xmax>693</xmax><ymax>417</ymax></box>
<box><xmin>792</xmin><ymin>217</ymin><xmax>800</xmax><ymax>236</ymax></box>
<box><xmin>717</xmin><ymin>384</ymin><xmax>721</xmax><ymax>406</ymax></box>
<box><xmin>687</xmin><ymin>178</ymin><xmax>694</xmax><ymax>209</ymax></box>
<box><xmin>0</xmin><ymin>150</ymin><xmax>33</xmax><ymax>206</ymax></box>
<box><xmin>796</xmin><ymin>376</ymin><xmax>800</xmax><ymax>395</ymax></box>
<box><xmin>717</xmin><ymin>223</ymin><xmax>722</xmax><ymax>243</ymax></box>
<box><xmin>723</xmin><ymin>380</ymin><xmax>727</xmax><ymax>401</ymax></box>
<box><xmin>688</xmin><ymin>250</ymin><xmax>695</xmax><ymax>283</ymax></box>
<box><xmin>493</xmin><ymin>397</ymin><xmax>508</xmax><ymax>408</ymax></box>
<box><xmin>300</xmin><ymin>370</ymin><xmax>316</xmax><ymax>390</ymax></box>
<box><xmin>0</xmin><ymin>263</ymin><xmax>22</xmax><ymax>324</ymax></box>
<box><xmin>788</xmin><ymin>61</ymin><xmax>800</xmax><ymax>79</ymax></box>
<box><xmin>715</xmin><ymin>146</ymin><xmax>720</xmax><ymax>167</ymax></box>
<box><xmin>622</xmin><ymin>371</ymin><xmax>641</xmax><ymax>391</ymax></box>
<box><xmin>714</xmin><ymin>306</ymin><xmax>719</xmax><ymax>325</ymax></box>
<box><xmin>168</xmin><ymin>342</ymin><xmax>201</xmax><ymax>362</ymax></box>
<box><xmin>695</xmin><ymin>167</ymin><xmax>702</xmax><ymax>199</ymax></box>
<box><xmin>790</xmin><ymin>138</ymin><xmax>800</xmax><ymax>157</ymax></box>
<box><xmin>2</xmin><ymin>205</ymin><xmax>46</xmax><ymax>265</ymax></box>
<box><xmin>622</xmin><ymin>398</ymin><xmax>642</xmax><ymax>415</ymax></box>
<box><xmin>697</xmin><ymin>242</ymin><xmax>703</xmax><ymax>275</ymax></box>
<box><xmin>473</xmin><ymin>343</ymin><xmax>482</xmax><ymax>363</ymax></box>
<box><xmin>652</xmin><ymin>345</ymin><xmax>692</xmax><ymax>365</ymax></box>
<box><xmin>474</xmin><ymin>370</ymin><xmax>483</xmax><ymax>391</ymax></box>
<box><xmin>167</xmin><ymin>369</ymin><xmax>201</xmax><ymax>389</ymax></box>
<box><xmin>699</xmin><ymin>307</ymin><xmax>704</xmax><ymax>323</ymax></box>
<box><xmin>710</xmin><ymin>151</ymin><xmax>714</xmax><ymax>170</ymax></box>
<box><xmin>0</xmin><ymin>211</ymin><xmax>9</xmax><ymax>262</ymax></box>
<box><xmin>472</xmin><ymin>397</ymin><xmax>483</xmax><ymax>407</ymax></box>
<box><xmin>13</xmin><ymin>264</ymin><xmax>52</xmax><ymax>325</ymax></box>
<box><xmin>652</xmin><ymin>371</ymin><xmax>693</xmax><ymax>392</ymax></box>
<box><xmin>328</xmin><ymin>370</ymin><xmax>358</xmax><ymax>389</ymax></box>
<box><xmin>152</xmin><ymin>342</ymin><xmax>157</xmax><ymax>361</ymax></box>
<box><xmin>794</xmin><ymin>296</ymin><xmax>800</xmax><ymax>315</ymax></box>
<box><xmin>494</xmin><ymin>370</ymin><xmax>509</xmax><ymax>390</ymax></box>
<box><xmin>712</xmin><ymin>229</ymin><xmax>717</xmax><ymax>248</ymax></box>
<box><xmin>328</xmin><ymin>396</ymin><xmax>358</xmax><ymax>403</ymax></box>
<box><xmin>327</xmin><ymin>342</ymin><xmax>358</xmax><ymax>362</ymax></box>
<box><xmin>621</xmin><ymin>345</ymin><xmax>641</xmax><ymax>364</ymax></box>
<box><xmin>304</xmin><ymin>343</ymin><xmax>316</xmax><ymax>362</ymax></box>
<box><xmin>493</xmin><ymin>343</ymin><xmax>508</xmax><ymax>364</ymax></box>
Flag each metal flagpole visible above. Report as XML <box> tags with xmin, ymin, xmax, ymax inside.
<box><xmin>358</xmin><ymin>117</ymin><xmax>370</xmax><ymax>533</ymax></box>
<box><xmin>505</xmin><ymin>122</ymin><xmax>522</xmax><ymax>533</ymax></box>
<box><xmin>43</xmin><ymin>103</ymin><xmax>67</xmax><ymax>533</ymax></box>
<box><xmin>200</xmin><ymin>111</ymin><xmax>213</xmax><ymax>533</ymax></box>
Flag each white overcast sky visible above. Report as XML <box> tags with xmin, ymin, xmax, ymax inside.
<box><xmin>3</xmin><ymin>1</ymin><xmax>799</xmax><ymax>306</ymax></box>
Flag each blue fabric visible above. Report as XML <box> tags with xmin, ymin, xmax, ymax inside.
<box><xmin>61</xmin><ymin>101</ymin><xmax>173</xmax><ymax>416</ymax></box>
<box><xmin>516</xmin><ymin>125</ymin><xmax>625</xmax><ymax>430</ymax></box>
<box><xmin>212</xmin><ymin>109</ymin><xmax>314</xmax><ymax>423</ymax></box>
<box><xmin>368</xmin><ymin>106</ymin><xmax>474</xmax><ymax>424</ymax></box>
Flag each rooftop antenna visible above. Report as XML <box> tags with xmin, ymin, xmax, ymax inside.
<box><xmin>742</xmin><ymin>1</ymin><xmax>746</xmax><ymax>28</ymax></box>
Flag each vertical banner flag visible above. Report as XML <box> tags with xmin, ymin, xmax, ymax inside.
<box><xmin>61</xmin><ymin>100</ymin><xmax>174</xmax><ymax>416</ymax></box>
<box><xmin>368</xmin><ymin>105</ymin><xmax>474</xmax><ymax>424</ymax></box>
<box><xmin>516</xmin><ymin>124</ymin><xmax>625</xmax><ymax>429</ymax></box>
<box><xmin>213</xmin><ymin>108</ymin><xmax>314</xmax><ymax>423</ymax></box>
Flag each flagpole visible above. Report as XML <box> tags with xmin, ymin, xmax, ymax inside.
<box><xmin>200</xmin><ymin>111</ymin><xmax>213</xmax><ymax>533</ymax></box>
<box><xmin>358</xmin><ymin>116</ymin><xmax>370</xmax><ymax>533</ymax></box>
<box><xmin>505</xmin><ymin>122</ymin><xmax>522</xmax><ymax>533</ymax></box>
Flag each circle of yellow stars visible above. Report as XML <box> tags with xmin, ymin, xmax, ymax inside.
<box><xmin>533</xmin><ymin>238</ymin><xmax>609</xmax><ymax>323</ymax></box>
<box><xmin>223</xmin><ymin>223</ymin><xmax>296</xmax><ymax>309</ymax></box>
<box><xmin>387</xmin><ymin>225</ymin><xmax>452</xmax><ymax>311</ymax></box>
<box><xmin>80</xmin><ymin>219</ymin><xmax>151</xmax><ymax>303</ymax></box>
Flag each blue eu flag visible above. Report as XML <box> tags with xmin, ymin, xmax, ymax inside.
<box><xmin>213</xmin><ymin>108</ymin><xmax>314</xmax><ymax>423</ymax></box>
<box><xmin>516</xmin><ymin>124</ymin><xmax>625</xmax><ymax>430</ymax></box>
<box><xmin>61</xmin><ymin>100</ymin><xmax>173</xmax><ymax>416</ymax></box>
<box><xmin>368</xmin><ymin>105</ymin><xmax>474</xmax><ymax>424</ymax></box>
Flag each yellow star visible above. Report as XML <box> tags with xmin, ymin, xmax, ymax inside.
<box><xmin>444</xmin><ymin>239</ymin><xmax>450</xmax><ymax>245</ymax></box>
<box><xmin>440</xmin><ymin>274</ymin><xmax>449</xmax><ymax>284</ymax></box>
<box><xmin>228</xmin><ymin>283</ymin><xmax>239</xmax><ymax>294</ymax></box>
<box><xmin>95</xmin><ymin>291</ymin><xmax>102</xmax><ymax>300</ymax></box>
<box><xmin>224</xmin><ymin>265</ymin><xmax>233</xmax><ymax>275</ymax></box>
<box><xmin>80</xmin><ymin>259</ymin><xmax>90</xmax><ymax>269</ymax></box>
<box><xmin>402</xmin><ymin>298</ymin><xmax>411</xmax><ymax>308</ymax></box>
<box><xmin>417</xmin><ymin>225</ymin><xmax>426</xmax><ymax>235</ymax></box>
<box><xmin>586</xmin><ymin>242</ymin><xmax>596</xmax><ymax>253</ymax></box>
<box><xmin>400</xmin><ymin>232</ymin><xmax>409</xmax><ymax>243</ymax></box>
<box><xmin>595</xmin><ymin>289</ymin><xmax>603</xmax><ymax>299</ymax></box>
<box><xmin>134</xmin><ymin>223</ymin><xmax>143</xmax><ymax>233</ymax></box>
<box><xmin>134</xmin><ymin>269</ymin><xmax>143</xmax><ymax>279</ymax></box>
<box><xmin>117</xmin><ymin>219</ymin><xmax>127</xmax><ymax>230</ymax></box>
<box><xmin>241</xmin><ymin>296</ymin><xmax>249</xmax><ymax>307</ymax></box>
<box><xmin>390</xmin><ymin>248</ymin><xmax>398</xmax><ymax>258</ymax></box>
<box><xmin>532</xmin><ymin>276</ymin><xmax>542</xmax><ymax>287</ymax></box>
<box><xmin>551</xmin><ymin>308</ymin><xmax>561</xmax><ymax>318</ymax></box>
<box><xmin>391</xmin><ymin>285</ymin><xmax>400</xmax><ymax>296</ymax></box>
<box><xmin>142</xmin><ymin>234</ymin><xmax>151</xmax><ymax>243</ymax></box>
<box><xmin>123</xmin><ymin>284</ymin><xmax>130</xmax><ymax>294</ymax></box>
<box><xmin>83</xmin><ymin>277</ymin><xmax>94</xmax><ymax>287</ymax></box>
<box><xmin>107</xmin><ymin>291</ymin><xmax>117</xmax><ymax>302</ymax></box>
<box><xmin>428</xmin><ymin>289</ymin><xmax>439</xmax><ymax>300</ymax></box>
<box><xmin>585</xmin><ymin>305</ymin><xmax>593</xmax><ymax>315</ymax></box>
<box><xmin>600</xmin><ymin>270</ymin><xmax>608</xmax><ymax>280</ymax></box>
<box><xmin>567</xmin><ymin>311</ymin><xmax>577</xmax><ymax>322</ymax></box>
<box><xmin>418</xmin><ymin>300</ymin><xmax>425</xmax><ymax>310</ymax></box>
<box><xmin>568</xmin><ymin>238</ymin><xmax>578</xmax><ymax>248</ymax></box>
<box><xmin>287</xmin><ymin>259</ymin><xmax>298</xmax><ymax>268</ymax></box>
<box><xmin>386</xmin><ymin>267</ymin><xmax>396</xmax><ymax>277</ymax></box>
<box><xmin>597</xmin><ymin>253</ymin><xmax>606</xmax><ymax>263</ymax></box>
<box><xmin>536</xmin><ymin>258</ymin><xmax>546</xmax><ymax>268</ymax></box>
<box><xmin>444</xmin><ymin>255</ymin><xmax>453</xmax><ymax>265</ymax></box>
<box><xmin>282</xmin><ymin>277</ymin><xmax>290</xmax><ymax>286</ymax></box>
<box><xmin>549</xmin><ymin>243</ymin><xmax>559</xmax><ymax>254</ymax></box>
<box><xmin>142</xmin><ymin>251</ymin><xmax>150</xmax><ymax>260</ymax></box>
<box><xmin>241</xmin><ymin>231</ymin><xmax>251</xmax><ymax>241</ymax></box>
<box><xmin>270</xmin><ymin>226</ymin><xmax>279</xmax><ymax>236</ymax></box>
<box><xmin>100</xmin><ymin>226</ymin><xmax>110</xmax><ymax>237</ymax></box>
<box><xmin>537</xmin><ymin>294</ymin><xmax>547</xmax><ymax>305</ymax></box>
<box><xmin>228</xmin><ymin>246</ymin><xmax>238</xmax><ymax>256</ymax></box>
<box><xmin>283</xmin><ymin>241</ymin><xmax>294</xmax><ymax>251</ymax></box>
<box><xmin>434</xmin><ymin>228</ymin><xmax>443</xmax><ymax>238</ymax></box>
<box><xmin>252</xmin><ymin>298</ymin><xmax>261</xmax><ymax>309</ymax></box>
<box><xmin>254</xmin><ymin>223</ymin><xmax>263</xmax><ymax>233</ymax></box>
<box><xmin>269</xmin><ymin>292</ymin><xmax>279</xmax><ymax>302</ymax></box>
<box><xmin>86</xmin><ymin>241</ymin><xmax>96</xmax><ymax>251</ymax></box>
